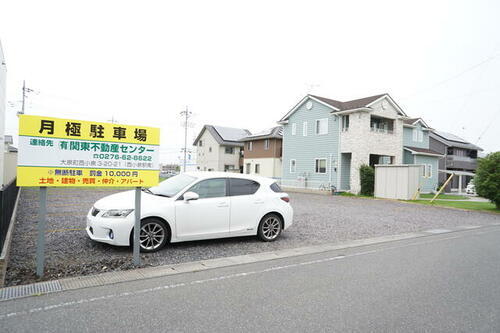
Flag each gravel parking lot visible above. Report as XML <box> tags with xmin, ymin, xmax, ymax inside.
<box><xmin>5</xmin><ymin>188</ymin><xmax>500</xmax><ymax>286</ymax></box>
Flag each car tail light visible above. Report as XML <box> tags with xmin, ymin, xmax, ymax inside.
<box><xmin>280</xmin><ymin>196</ymin><xmax>290</xmax><ymax>203</ymax></box>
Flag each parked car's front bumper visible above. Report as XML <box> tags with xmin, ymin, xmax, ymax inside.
<box><xmin>86</xmin><ymin>209</ymin><xmax>134</xmax><ymax>246</ymax></box>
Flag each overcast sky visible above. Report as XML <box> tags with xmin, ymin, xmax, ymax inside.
<box><xmin>1</xmin><ymin>0</ymin><xmax>499</xmax><ymax>163</ymax></box>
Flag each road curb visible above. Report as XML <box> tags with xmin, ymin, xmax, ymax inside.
<box><xmin>0</xmin><ymin>225</ymin><xmax>496</xmax><ymax>302</ymax></box>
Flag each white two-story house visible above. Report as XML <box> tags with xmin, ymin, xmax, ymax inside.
<box><xmin>193</xmin><ymin>125</ymin><xmax>250</xmax><ymax>173</ymax></box>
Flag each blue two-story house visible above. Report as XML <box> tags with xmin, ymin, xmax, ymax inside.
<box><xmin>278</xmin><ymin>93</ymin><xmax>408</xmax><ymax>193</ymax></box>
<box><xmin>402</xmin><ymin>118</ymin><xmax>442</xmax><ymax>193</ymax></box>
<box><xmin>278</xmin><ymin>94</ymin><xmax>442</xmax><ymax>194</ymax></box>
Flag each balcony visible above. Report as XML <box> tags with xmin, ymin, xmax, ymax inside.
<box><xmin>370</xmin><ymin>116</ymin><xmax>394</xmax><ymax>134</ymax></box>
<box><xmin>445</xmin><ymin>155</ymin><xmax>477</xmax><ymax>170</ymax></box>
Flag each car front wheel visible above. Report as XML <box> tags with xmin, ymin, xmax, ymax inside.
<box><xmin>131</xmin><ymin>218</ymin><xmax>169</xmax><ymax>253</ymax></box>
<box><xmin>258</xmin><ymin>214</ymin><xmax>282</xmax><ymax>242</ymax></box>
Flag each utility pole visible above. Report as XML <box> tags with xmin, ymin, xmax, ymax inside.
<box><xmin>19</xmin><ymin>80</ymin><xmax>34</xmax><ymax>116</ymax></box>
<box><xmin>180</xmin><ymin>106</ymin><xmax>192</xmax><ymax>172</ymax></box>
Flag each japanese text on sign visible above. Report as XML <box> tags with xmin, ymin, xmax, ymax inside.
<box><xmin>17</xmin><ymin>115</ymin><xmax>160</xmax><ymax>187</ymax></box>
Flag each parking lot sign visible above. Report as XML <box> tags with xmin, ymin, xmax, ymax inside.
<box><xmin>17</xmin><ymin>115</ymin><xmax>160</xmax><ymax>275</ymax></box>
<box><xmin>17</xmin><ymin>115</ymin><xmax>160</xmax><ymax>187</ymax></box>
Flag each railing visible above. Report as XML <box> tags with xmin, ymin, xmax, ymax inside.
<box><xmin>445</xmin><ymin>155</ymin><xmax>477</xmax><ymax>169</ymax></box>
<box><xmin>446</xmin><ymin>155</ymin><xmax>476</xmax><ymax>162</ymax></box>
<box><xmin>0</xmin><ymin>179</ymin><xmax>20</xmax><ymax>251</ymax></box>
<box><xmin>370</xmin><ymin>126</ymin><xmax>394</xmax><ymax>134</ymax></box>
<box><xmin>277</xmin><ymin>178</ymin><xmax>335</xmax><ymax>191</ymax></box>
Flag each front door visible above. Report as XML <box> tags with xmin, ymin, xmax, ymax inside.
<box><xmin>174</xmin><ymin>178</ymin><xmax>230</xmax><ymax>240</ymax></box>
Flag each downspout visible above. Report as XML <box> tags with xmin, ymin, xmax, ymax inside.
<box><xmin>329</xmin><ymin>153</ymin><xmax>333</xmax><ymax>184</ymax></box>
<box><xmin>337</xmin><ymin>114</ymin><xmax>342</xmax><ymax>190</ymax></box>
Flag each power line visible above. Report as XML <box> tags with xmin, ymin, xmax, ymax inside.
<box><xmin>476</xmin><ymin>107</ymin><xmax>500</xmax><ymax>144</ymax></box>
<box><xmin>403</xmin><ymin>52</ymin><xmax>500</xmax><ymax>101</ymax></box>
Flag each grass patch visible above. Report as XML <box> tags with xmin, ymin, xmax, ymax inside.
<box><xmin>419</xmin><ymin>193</ymin><xmax>469</xmax><ymax>200</ymax></box>
<box><xmin>410</xmin><ymin>200</ymin><xmax>499</xmax><ymax>213</ymax></box>
<box><xmin>339</xmin><ymin>192</ymin><xmax>373</xmax><ymax>198</ymax></box>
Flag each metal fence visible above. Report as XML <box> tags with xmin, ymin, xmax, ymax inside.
<box><xmin>277</xmin><ymin>178</ymin><xmax>336</xmax><ymax>191</ymax></box>
<box><xmin>0</xmin><ymin>179</ymin><xmax>19</xmax><ymax>251</ymax></box>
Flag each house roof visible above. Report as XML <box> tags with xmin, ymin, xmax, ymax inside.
<box><xmin>402</xmin><ymin>117</ymin><xmax>431</xmax><ymax>129</ymax></box>
<box><xmin>429</xmin><ymin>131</ymin><xmax>483</xmax><ymax>151</ymax></box>
<box><xmin>311</xmin><ymin>94</ymin><xmax>387</xmax><ymax>111</ymax></box>
<box><xmin>193</xmin><ymin>125</ymin><xmax>251</xmax><ymax>147</ymax></box>
<box><xmin>404</xmin><ymin>146</ymin><xmax>443</xmax><ymax>157</ymax></box>
<box><xmin>239</xmin><ymin>126</ymin><xmax>283</xmax><ymax>141</ymax></box>
<box><xmin>279</xmin><ymin>93</ymin><xmax>406</xmax><ymax>122</ymax></box>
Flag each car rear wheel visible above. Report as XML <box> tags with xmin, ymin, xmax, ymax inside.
<box><xmin>131</xmin><ymin>218</ymin><xmax>169</xmax><ymax>253</ymax></box>
<box><xmin>258</xmin><ymin>213</ymin><xmax>282</xmax><ymax>242</ymax></box>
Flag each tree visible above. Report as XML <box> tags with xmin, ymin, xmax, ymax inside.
<box><xmin>474</xmin><ymin>152</ymin><xmax>500</xmax><ymax>209</ymax></box>
<box><xmin>359</xmin><ymin>164</ymin><xmax>375</xmax><ymax>196</ymax></box>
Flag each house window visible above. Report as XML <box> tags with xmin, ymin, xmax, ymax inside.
<box><xmin>291</xmin><ymin>123</ymin><xmax>296</xmax><ymax>135</ymax></box>
<box><xmin>255</xmin><ymin>164</ymin><xmax>260</xmax><ymax>174</ymax></box>
<box><xmin>422</xmin><ymin>164</ymin><xmax>432</xmax><ymax>178</ymax></box>
<box><xmin>290</xmin><ymin>159</ymin><xmax>296</xmax><ymax>173</ymax></box>
<box><xmin>209</xmin><ymin>147</ymin><xmax>212</xmax><ymax>153</ymax></box>
<box><xmin>413</xmin><ymin>128</ymin><xmax>423</xmax><ymax>142</ymax></box>
<box><xmin>199</xmin><ymin>140</ymin><xmax>203</xmax><ymax>147</ymax></box>
<box><xmin>303</xmin><ymin>122</ymin><xmax>308</xmax><ymax>136</ymax></box>
<box><xmin>315</xmin><ymin>159</ymin><xmax>327</xmax><ymax>174</ymax></box>
<box><xmin>264</xmin><ymin>139</ymin><xmax>270</xmax><ymax>150</ymax></box>
<box><xmin>247</xmin><ymin>141</ymin><xmax>253</xmax><ymax>151</ymax></box>
<box><xmin>341</xmin><ymin>115</ymin><xmax>349</xmax><ymax>131</ymax></box>
<box><xmin>224</xmin><ymin>164</ymin><xmax>235</xmax><ymax>171</ymax></box>
<box><xmin>225</xmin><ymin>147</ymin><xmax>234</xmax><ymax>154</ymax></box>
<box><xmin>315</xmin><ymin>118</ymin><xmax>328</xmax><ymax>135</ymax></box>
<box><xmin>246</xmin><ymin>163</ymin><xmax>251</xmax><ymax>174</ymax></box>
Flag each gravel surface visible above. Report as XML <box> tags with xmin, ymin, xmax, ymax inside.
<box><xmin>5</xmin><ymin>188</ymin><xmax>500</xmax><ymax>286</ymax></box>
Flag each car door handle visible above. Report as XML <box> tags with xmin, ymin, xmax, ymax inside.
<box><xmin>254</xmin><ymin>199</ymin><xmax>264</xmax><ymax>204</ymax></box>
<box><xmin>217</xmin><ymin>202</ymin><xmax>229</xmax><ymax>207</ymax></box>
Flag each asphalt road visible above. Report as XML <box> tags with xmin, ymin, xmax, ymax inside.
<box><xmin>2</xmin><ymin>226</ymin><xmax>500</xmax><ymax>332</ymax></box>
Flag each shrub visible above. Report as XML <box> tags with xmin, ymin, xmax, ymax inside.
<box><xmin>359</xmin><ymin>164</ymin><xmax>375</xmax><ymax>196</ymax></box>
<box><xmin>474</xmin><ymin>151</ymin><xmax>500</xmax><ymax>209</ymax></box>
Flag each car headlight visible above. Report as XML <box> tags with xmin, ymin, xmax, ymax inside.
<box><xmin>101</xmin><ymin>209</ymin><xmax>134</xmax><ymax>218</ymax></box>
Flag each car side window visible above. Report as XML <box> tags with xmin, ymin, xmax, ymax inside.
<box><xmin>229</xmin><ymin>178</ymin><xmax>260</xmax><ymax>196</ymax></box>
<box><xmin>270</xmin><ymin>182</ymin><xmax>283</xmax><ymax>193</ymax></box>
<box><xmin>187</xmin><ymin>178</ymin><xmax>227</xmax><ymax>199</ymax></box>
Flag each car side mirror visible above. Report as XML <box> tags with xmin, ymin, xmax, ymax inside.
<box><xmin>183</xmin><ymin>191</ymin><xmax>199</xmax><ymax>202</ymax></box>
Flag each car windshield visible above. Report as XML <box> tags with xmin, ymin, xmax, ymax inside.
<box><xmin>148</xmin><ymin>174</ymin><xmax>197</xmax><ymax>197</ymax></box>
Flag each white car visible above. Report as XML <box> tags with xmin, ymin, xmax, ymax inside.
<box><xmin>466</xmin><ymin>179</ymin><xmax>476</xmax><ymax>195</ymax></box>
<box><xmin>86</xmin><ymin>172</ymin><xmax>293</xmax><ymax>252</ymax></box>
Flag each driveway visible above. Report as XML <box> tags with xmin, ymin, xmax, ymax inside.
<box><xmin>5</xmin><ymin>188</ymin><xmax>500</xmax><ymax>286</ymax></box>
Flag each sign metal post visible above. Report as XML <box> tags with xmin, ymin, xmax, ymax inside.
<box><xmin>36</xmin><ymin>186</ymin><xmax>47</xmax><ymax>277</ymax></box>
<box><xmin>133</xmin><ymin>187</ymin><xmax>141</xmax><ymax>265</ymax></box>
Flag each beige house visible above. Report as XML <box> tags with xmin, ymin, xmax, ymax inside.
<box><xmin>193</xmin><ymin>125</ymin><xmax>250</xmax><ymax>172</ymax></box>
<box><xmin>240</xmin><ymin>127</ymin><xmax>282</xmax><ymax>178</ymax></box>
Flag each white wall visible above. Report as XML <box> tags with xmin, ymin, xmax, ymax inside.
<box><xmin>196</xmin><ymin>129</ymin><xmax>220</xmax><ymax>171</ymax></box>
<box><xmin>3</xmin><ymin>152</ymin><xmax>17</xmax><ymax>186</ymax></box>
<box><xmin>218</xmin><ymin>145</ymin><xmax>242</xmax><ymax>171</ymax></box>
<box><xmin>0</xmin><ymin>41</ymin><xmax>6</xmax><ymax>188</ymax></box>
<box><xmin>243</xmin><ymin>157</ymin><xmax>282</xmax><ymax>178</ymax></box>
<box><xmin>340</xmin><ymin>97</ymin><xmax>404</xmax><ymax>193</ymax></box>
